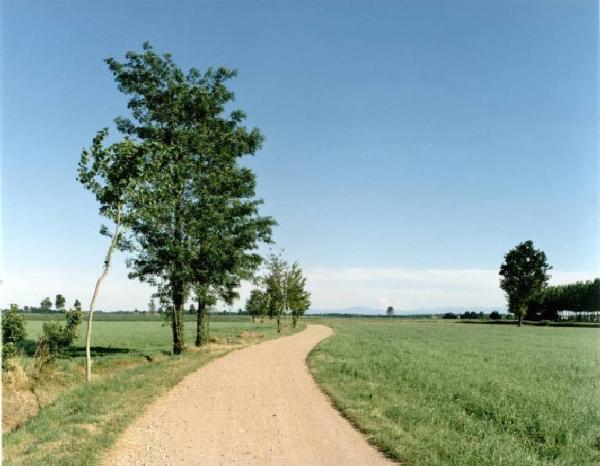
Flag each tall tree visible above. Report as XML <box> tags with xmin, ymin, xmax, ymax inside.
<box><xmin>499</xmin><ymin>240</ymin><xmax>551</xmax><ymax>327</ymax></box>
<box><xmin>55</xmin><ymin>294</ymin><xmax>66</xmax><ymax>311</ymax></box>
<box><xmin>78</xmin><ymin>132</ymin><xmax>142</xmax><ymax>381</ymax></box>
<box><xmin>286</xmin><ymin>262</ymin><xmax>311</xmax><ymax>328</ymax></box>
<box><xmin>105</xmin><ymin>43</ymin><xmax>271</xmax><ymax>354</ymax></box>
<box><xmin>40</xmin><ymin>297</ymin><xmax>52</xmax><ymax>312</ymax></box>
<box><xmin>188</xmin><ymin>166</ymin><xmax>273</xmax><ymax>346</ymax></box>
<box><xmin>73</xmin><ymin>299</ymin><xmax>82</xmax><ymax>311</ymax></box>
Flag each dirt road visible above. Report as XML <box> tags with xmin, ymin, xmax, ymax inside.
<box><xmin>104</xmin><ymin>324</ymin><xmax>392</xmax><ymax>465</ymax></box>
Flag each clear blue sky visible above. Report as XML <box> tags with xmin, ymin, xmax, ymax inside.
<box><xmin>1</xmin><ymin>0</ymin><xmax>598</xmax><ymax>310</ymax></box>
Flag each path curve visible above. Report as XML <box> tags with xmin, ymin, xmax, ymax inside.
<box><xmin>104</xmin><ymin>324</ymin><xmax>392</xmax><ymax>465</ymax></box>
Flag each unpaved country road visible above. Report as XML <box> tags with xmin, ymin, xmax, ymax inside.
<box><xmin>104</xmin><ymin>324</ymin><xmax>392</xmax><ymax>466</ymax></box>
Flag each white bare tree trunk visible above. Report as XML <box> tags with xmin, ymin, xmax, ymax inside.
<box><xmin>85</xmin><ymin>207</ymin><xmax>121</xmax><ymax>382</ymax></box>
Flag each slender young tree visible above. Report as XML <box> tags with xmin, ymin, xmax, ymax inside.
<box><xmin>386</xmin><ymin>306</ymin><xmax>394</xmax><ymax>319</ymax></box>
<box><xmin>264</xmin><ymin>254</ymin><xmax>288</xmax><ymax>333</ymax></box>
<box><xmin>78</xmin><ymin>133</ymin><xmax>142</xmax><ymax>381</ymax></box>
<box><xmin>499</xmin><ymin>240</ymin><xmax>551</xmax><ymax>327</ymax></box>
<box><xmin>286</xmin><ymin>262</ymin><xmax>311</xmax><ymax>328</ymax></box>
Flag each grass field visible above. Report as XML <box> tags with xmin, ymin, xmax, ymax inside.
<box><xmin>308</xmin><ymin>319</ymin><xmax>600</xmax><ymax>465</ymax></box>
<box><xmin>3</xmin><ymin>315</ymin><xmax>303</xmax><ymax>466</ymax></box>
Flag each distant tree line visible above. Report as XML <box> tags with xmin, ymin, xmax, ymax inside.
<box><xmin>17</xmin><ymin>295</ymin><xmax>81</xmax><ymax>313</ymax></box>
<box><xmin>525</xmin><ymin>279</ymin><xmax>600</xmax><ymax>322</ymax></box>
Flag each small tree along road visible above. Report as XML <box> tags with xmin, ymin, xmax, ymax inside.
<box><xmin>499</xmin><ymin>240</ymin><xmax>551</xmax><ymax>327</ymax></box>
<box><xmin>78</xmin><ymin>134</ymin><xmax>142</xmax><ymax>381</ymax></box>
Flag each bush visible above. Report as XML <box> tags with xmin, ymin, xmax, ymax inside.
<box><xmin>2</xmin><ymin>342</ymin><xmax>17</xmax><ymax>370</ymax></box>
<box><xmin>36</xmin><ymin>309</ymin><xmax>83</xmax><ymax>361</ymax></box>
<box><xmin>489</xmin><ymin>311</ymin><xmax>502</xmax><ymax>320</ymax></box>
<box><xmin>2</xmin><ymin>304</ymin><xmax>27</xmax><ymax>344</ymax></box>
<box><xmin>443</xmin><ymin>312</ymin><xmax>458</xmax><ymax>319</ymax></box>
<box><xmin>2</xmin><ymin>305</ymin><xmax>27</xmax><ymax>371</ymax></box>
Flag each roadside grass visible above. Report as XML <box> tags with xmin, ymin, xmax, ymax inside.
<box><xmin>308</xmin><ymin>319</ymin><xmax>600</xmax><ymax>466</ymax></box>
<box><xmin>3</xmin><ymin>316</ymin><xmax>304</xmax><ymax>466</ymax></box>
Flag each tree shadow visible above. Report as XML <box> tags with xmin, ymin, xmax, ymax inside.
<box><xmin>67</xmin><ymin>346</ymin><xmax>134</xmax><ymax>357</ymax></box>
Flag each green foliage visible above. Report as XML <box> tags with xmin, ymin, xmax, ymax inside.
<box><xmin>443</xmin><ymin>312</ymin><xmax>458</xmax><ymax>319</ymax></box>
<box><xmin>2</xmin><ymin>305</ymin><xmax>26</xmax><ymax>370</ymax></box>
<box><xmin>263</xmin><ymin>254</ymin><xmax>288</xmax><ymax>332</ymax></box>
<box><xmin>386</xmin><ymin>306</ymin><xmax>394</xmax><ymax>318</ymax></box>
<box><xmin>246</xmin><ymin>288</ymin><xmax>269</xmax><ymax>321</ymax></box>
<box><xmin>73</xmin><ymin>299</ymin><xmax>82</xmax><ymax>311</ymax></box>
<box><xmin>527</xmin><ymin>279</ymin><xmax>600</xmax><ymax>321</ymax></box>
<box><xmin>286</xmin><ymin>262</ymin><xmax>311</xmax><ymax>328</ymax></box>
<box><xmin>461</xmin><ymin>311</ymin><xmax>485</xmax><ymax>319</ymax></box>
<box><xmin>499</xmin><ymin>240</ymin><xmax>551</xmax><ymax>326</ymax></box>
<box><xmin>99</xmin><ymin>43</ymin><xmax>273</xmax><ymax>354</ymax></box>
<box><xmin>309</xmin><ymin>320</ymin><xmax>600</xmax><ymax>465</ymax></box>
<box><xmin>55</xmin><ymin>294</ymin><xmax>66</xmax><ymax>311</ymax></box>
<box><xmin>2</xmin><ymin>342</ymin><xmax>17</xmax><ymax>370</ymax></box>
<box><xmin>2</xmin><ymin>304</ymin><xmax>27</xmax><ymax>344</ymax></box>
<box><xmin>36</xmin><ymin>309</ymin><xmax>83</xmax><ymax>359</ymax></box>
<box><xmin>489</xmin><ymin>310</ymin><xmax>502</xmax><ymax>320</ymax></box>
<box><xmin>40</xmin><ymin>297</ymin><xmax>52</xmax><ymax>312</ymax></box>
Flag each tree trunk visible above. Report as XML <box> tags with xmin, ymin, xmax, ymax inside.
<box><xmin>171</xmin><ymin>187</ymin><xmax>185</xmax><ymax>355</ymax></box>
<box><xmin>196</xmin><ymin>299</ymin><xmax>206</xmax><ymax>347</ymax></box>
<box><xmin>171</xmin><ymin>286</ymin><xmax>184</xmax><ymax>354</ymax></box>
<box><xmin>518</xmin><ymin>312</ymin><xmax>523</xmax><ymax>327</ymax></box>
<box><xmin>85</xmin><ymin>206</ymin><xmax>121</xmax><ymax>382</ymax></box>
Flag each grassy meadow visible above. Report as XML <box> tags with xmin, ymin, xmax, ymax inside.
<box><xmin>3</xmin><ymin>314</ymin><xmax>303</xmax><ymax>466</ymax></box>
<box><xmin>308</xmin><ymin>319</ymin><xmax>600</xmax><ymax>465</ymax></box>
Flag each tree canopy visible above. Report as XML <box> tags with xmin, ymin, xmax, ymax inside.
<box><xmin>499</xmin><ymin>240</ymin><xmax>551</xmax><ymax>326</ymax></box>
<box><xmin>100</xmin><ymin>43</ymin><xmax>273</xmax><ymax>353</ymax></box>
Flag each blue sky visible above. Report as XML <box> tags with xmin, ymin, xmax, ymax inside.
<box><xmin>1</xmin><ymin>0</ymin><xmax>598</xmax><ymax>311</ymax></box>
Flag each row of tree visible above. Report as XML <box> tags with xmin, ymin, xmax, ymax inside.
<box><xmin>77</xmin><ymin>43</ymin><xmax>299</xmax><ymax>381</ymax></box>
<box><xmin>526</xmin><ymin>279</ymin><xmax>600</xmax><ymax>321</ymax></box>
<box><xmin>19</xmin><ymin>295</ymin><xmax>82</xmax><ymax>313</ymax></box>
<box><xmin>245</xmin><ymin>255</ymin><xmax>311</xmax><ymax>332</ymax></box>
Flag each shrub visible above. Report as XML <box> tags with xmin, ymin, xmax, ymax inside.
<box><xmin>2</xmin><ymin>304</ymin><xmax>27</xmax><ymax>344</ymax></box>
<box><xmin>2</xmin><ymin>305</ymin><xmax>27</xmax><ymax>371</ymax></box>
<box><xmin>2</xmin><ymin>342</ymin><xmax>17</xmax><ymax>370</ymax></box>
<box><xmin>36</xmin><ymin>309</ymin><xmax>83</xmax><ymax>361</ymax></box>
<box><xmin>489</xmin><ymin>311</ymin><xmax>502</xmax><ymax>320</ymax></box>
<box><xmin>443</xmin><ymin>312</ymin><xmax>458</xmax><ymax>319</ymax></box>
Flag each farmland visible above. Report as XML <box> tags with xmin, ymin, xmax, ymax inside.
<box><xmin>3</xmin><ymin>314</ymin><xmax>303</xmax><ymax>466</ymax></box>
<box><xmin>308</xmin><ymin>319</ymin><xmax>600</xmax><ymax>465</ymax></box>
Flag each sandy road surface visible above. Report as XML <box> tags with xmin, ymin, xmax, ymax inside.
<box><xmin>104</xmin><ymin>324</ymin><xmax>392</xmax><ymax>465</ymax></box>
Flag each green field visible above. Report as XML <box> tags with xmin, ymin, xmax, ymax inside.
<box><xmin>308</xmin><ymin>319</ymin><xmax>600</xmax><ymax>465</ymax></box>
<box><xmin>4</xmin><ymin>315</ymin><xmax>302</xmax><ymax>466</ymax></box>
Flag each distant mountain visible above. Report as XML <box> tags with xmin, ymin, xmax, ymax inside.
<box><xmin>308</xmin><ymin>305</ymin><xmax>507</xmax><ymax>315</ymax></box>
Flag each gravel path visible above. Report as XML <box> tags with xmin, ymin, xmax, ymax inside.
<box><xmin>103</xmin><ymin>324</ymin><xmax>391</xmax><ymax>465</ymax></box>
